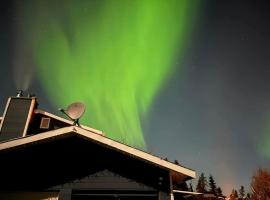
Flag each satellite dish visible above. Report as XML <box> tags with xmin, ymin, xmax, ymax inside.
<box><xmin>66</xmin><ymin>102</ymin><xmax>85</xmax><ymax>120</ymax></box>
<box><xmin>59</xmin><ymin>102</ymin><xmax>85</xmax><ymax>125</ymax></box>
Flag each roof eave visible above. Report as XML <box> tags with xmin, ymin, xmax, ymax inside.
<box><xmin>0</xmin><ymin>126</ymin><xmax>196</xmax><ymax>179</ymax></box>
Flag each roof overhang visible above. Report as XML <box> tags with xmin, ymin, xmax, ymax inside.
<box><xmin>0</xmin><ymin>126</ymin><xmax>195</xmax><ymax>189</ymax></box>
<box><xmin>0</xmin><ymin>126</ymin><xmax>195</xmax><ymax>179</ymax></box>
<box><xmin>173</xmin><ymin>190</ymin><xmax>203</xmax><ymax>195</ymax></box>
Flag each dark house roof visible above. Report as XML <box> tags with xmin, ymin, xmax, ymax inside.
<box><xmin>0</xmin><ymin>98</ymin><xmax>195</xmax><ymax>192</ymax></box>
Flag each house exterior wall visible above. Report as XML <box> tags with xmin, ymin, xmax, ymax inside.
<box><xmin>0</xmin><ymin>192</ymin><xmax>59</xmax><ymax>200</ymax></box>
<box><xmin>52</xmin><ymin>169</ymin><xmax>171</xmax><ymax>200</ymax></box>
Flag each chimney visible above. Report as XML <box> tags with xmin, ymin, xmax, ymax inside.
<box><xmin>0</xmin><ymin>91</ymin><xmax>37</xmax><ymax>142</ymax></box>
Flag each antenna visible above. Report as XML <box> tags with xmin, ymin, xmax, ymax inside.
<box><xmin>59</xmin><ymin>102</ymin><xmax>85</xmax><ymax>126</ymax></box>
<box><xmin>16</xmin><ymin>90</ymin><xmax>23</xmax><ymax>97</ymax></box>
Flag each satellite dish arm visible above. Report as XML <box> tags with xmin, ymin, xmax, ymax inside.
<box><xmin>58</xmin><ymin>108</ymin><xmax>80</xmax><ymax>126</ymax></box>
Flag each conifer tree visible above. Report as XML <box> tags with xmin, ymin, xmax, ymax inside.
<box><xmin>208</xmin><ymin>175</ymin><xmax>217</xmax><ymax>195</ymax></box>
<box><xmin>239</xmin><ymin>185</ymin><xmax>245</xmax><ymax>199</ymax></box>
<box><xmin>229</xmin><ymin>189</ymin><xmax>238</xmax><ymax>200</ymax></box>
<box><xmin>196</xmin><ymin>173</ymin><xmax>207</xmax><ymax>193</ymax></box>
<box><xmin>216</xmin><ymin>187</ymin><xmax>223</xmax><ymax>197</ymax></box>
<box><xmin>234</xmin><ymin>190</ymin><xmax>238</xmax><ymax>198</ymax></box>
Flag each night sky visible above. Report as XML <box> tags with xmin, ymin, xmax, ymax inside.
<box><xmin>1</xmin><ymin>0</ymin><xmax>270</xmax><ymax>195</ymax></box>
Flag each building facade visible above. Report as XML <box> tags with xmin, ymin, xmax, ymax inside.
<box><xmin>0</xmin><ymin>95</ymin><xmax>196</xmax><ymax>200</ymax></box>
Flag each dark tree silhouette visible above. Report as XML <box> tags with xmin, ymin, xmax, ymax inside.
<box><xmin>208</xmin><ymin>175</ymin><xmax>217</xmax><ymax>195</ymax></box>
<box><xmin>234</xmin><ymin>190</ymin><xmax>238</xmax><ymax>198</ymax></box>
<box><xmin>196</xmin><ymin>173</ymin><xmax>207</xmax><ymax>193</ymax></box>
<box><xmin>246</xmin><ymin>193</ymin><xmax>251</xmax><ymax>199</ymax></box>
<box><xmin>216</xmin><ymin>187</ymin><xmax>223</xmax><ymax>197</ymax></box>
<box><xmin>238</xmin><ymin>185</ymin><xmax>245</xmax><ymax>199</ymax></box>
<box><xmin>229</xmin><ymin>189</ymin><xmax>238</xmax><ymax>200</ymax></box>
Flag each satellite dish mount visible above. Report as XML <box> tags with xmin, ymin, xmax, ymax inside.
<box><xmin>59</xmin><ymin>102</ymin><xmax>86</xmax><ymax>126</ymax></box>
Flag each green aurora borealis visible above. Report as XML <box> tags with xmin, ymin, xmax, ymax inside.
<box><xmin>19</xmin><ymin>0</ymin><xmax>198</xmax><ymax>148</ymax></box>
<box><xmin>1</xmin><ymin>0</ymin><xmax>267</xmax><ymax>194</ymax></box>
